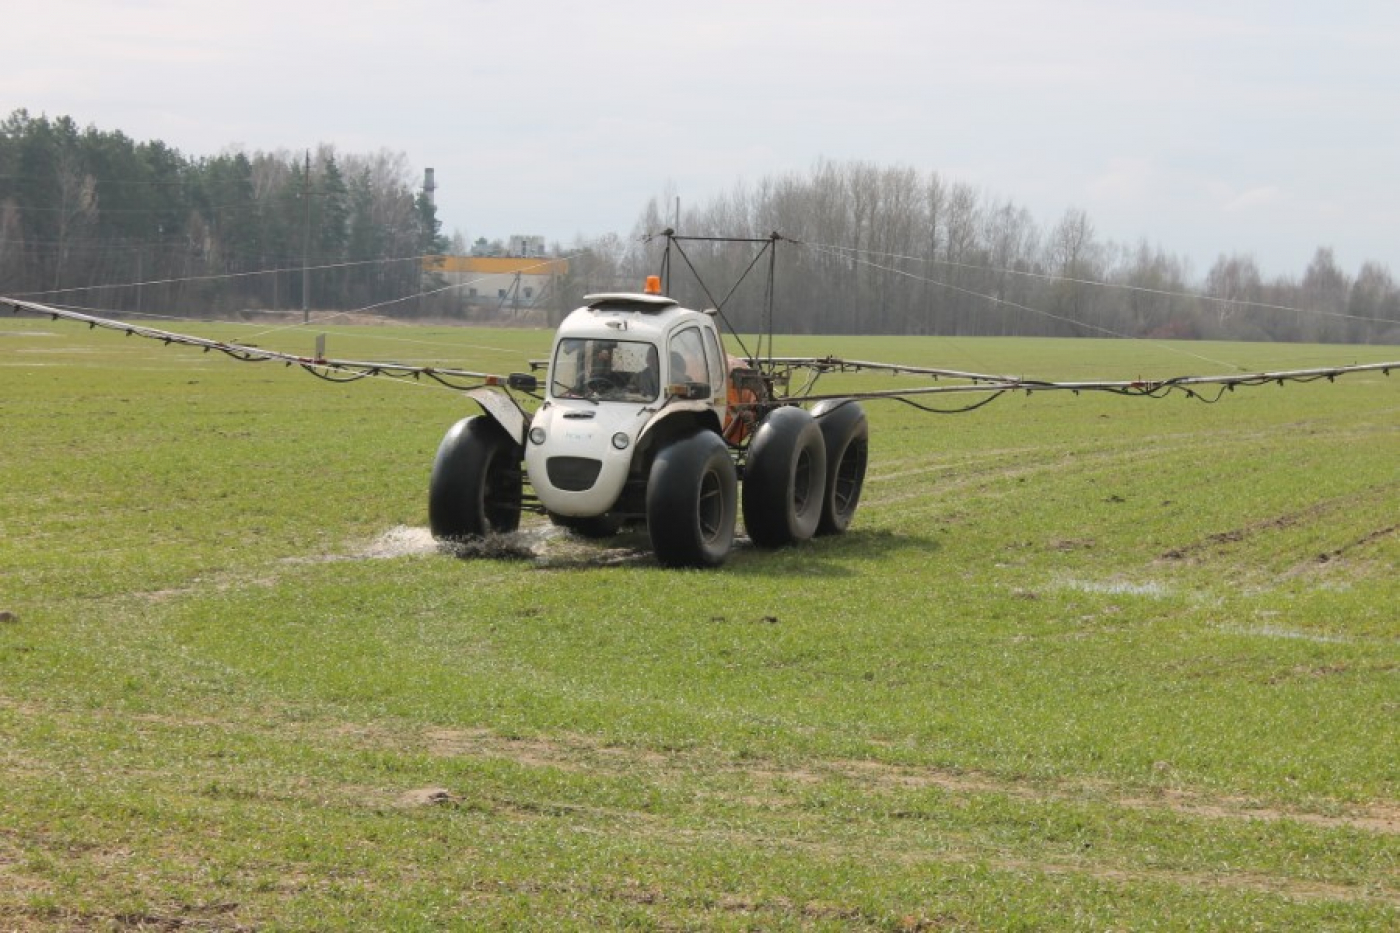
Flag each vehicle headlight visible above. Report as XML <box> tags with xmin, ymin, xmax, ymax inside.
<box><xmin>611</xmin><ymin>432</ymin><xmax>630</xmax><ymax>450</ymax></box>
<box><xmin>529</xmin><ymin>426</ymin><xmax>547</xmax><ymax>445</ymax></box>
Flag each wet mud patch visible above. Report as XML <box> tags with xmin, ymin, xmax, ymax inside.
<box><xmin>397</xmin><ymin>786</ymin><xmax>462</xmax><ymax>807</ymax></box>
<box><xmin>313</xmin><ymin>523</ymin><xmax>652</xmax><ymax>565</ymax></box>
<box><xmin>435</xmin><ymin>521</ymin><xmax>664</xmax><ymax>569</ymax></box>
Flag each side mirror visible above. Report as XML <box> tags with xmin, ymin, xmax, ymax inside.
<box><xmin>507</xmin><ymin>372</ymin><xmax>538</xmax><ymax>391</ymax></box>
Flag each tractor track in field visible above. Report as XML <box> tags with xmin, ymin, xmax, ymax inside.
<box><xmin>6</xmin><ymin>698</ymin><xmax>1393</xmax><ymax>840</ymax></box>
<box><xmin>865</xmin><ymin>432</ymin><xmax>1238</xmax><ymax>512</ymax></box>
<box><xmin>413</xmin><ymin>730</ymin><xmax>1399</xmax><ymax>907</ymax></box>
<box><xmin>4</xmin><ymin>701</ymin><xmax>1395</xmax><ymax>910</ymax></box>
<box><xmin>416</xmin><ymin>726</ymin><xmax>1400</xmax><ymax>838</ymax></box>
<box><xmin>865</xmin><ymin>422</ymin><xmax>1390</xmax><ymax>514</ymax></box>
<box><xmin>1158</xmin><ymin>482</ymin><xmax>1400</xmax><ymax>562</ymax></box>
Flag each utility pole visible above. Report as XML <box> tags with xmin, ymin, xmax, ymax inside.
<box><xmin>135</xmin><ymin>239</ymin><xmax>143</xmax><ymax>317</ymax></box>
<box><xmin>302</xmin><ymin>149</ymin><xmax>311</xmax><ymax>324</ymax></box>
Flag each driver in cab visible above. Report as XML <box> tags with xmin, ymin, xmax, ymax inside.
<box><xmin>578</xmin><ymin>341</ymin><xmax>617</xmax><ymax>394</ymax></box>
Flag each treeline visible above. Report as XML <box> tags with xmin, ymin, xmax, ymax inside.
<box><xmin>611</xmin><ymin>162</ymin><xmax>1400</xmax><ymax>343</ymax></box>
<box><xmin>0</xmin><ymin>110</ymin><xmax>445</xmax><ymax>316</ymax></box>
<box><xmin>5</xmin><ymin>113</ymin><xmax>1399</xmax><ymax>342</ymax></box>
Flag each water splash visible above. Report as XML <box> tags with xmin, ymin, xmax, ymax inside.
<box><xmin>361</xmin><ymin>522</ymin><xmax>654</xmax><ymax>567</ymax></box>
<box><xmin>358</xmin><ymin>525</ymin><xmax>441</xmax><ymax>559</ymax></box>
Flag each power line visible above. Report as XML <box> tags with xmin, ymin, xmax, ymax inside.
<box><xmin>8</xmin><ymin>254</ymin><xmax>433</xmax><ymax>299</ymax></box>
<box><xmin>800</xmin><ymin>241</ymin><xmax>1251</xmax><ymax>373</ymax></box>
<box><xmin>802</xmin><ymin>240</ymin><xmax>1393</xmax><ymax>325</ymax></box>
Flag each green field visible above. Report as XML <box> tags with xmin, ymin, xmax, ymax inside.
<box><xmin>2</xmin><ymin>317</ymin><xmax>1397</xmax><ymax>930</ymax></box>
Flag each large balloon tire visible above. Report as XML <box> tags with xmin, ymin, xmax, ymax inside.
<box><xmin>428</xmin><ymin>416</ymin><xmax>523</xmax><ymax>540</ymax></box>
<box><xmin>741</xmin><ymin>406</ymin><xmax>827</xmax><ymax>548</ymax></box>
<box><xmin>646</xmin><ymin>432</ymin><xmax>738</xmax><ymax>568</ymax></box>
<box><xmin>811</xmin><ymin>399</ymin><xmax>869</xmax><ymax>535</ymax></box>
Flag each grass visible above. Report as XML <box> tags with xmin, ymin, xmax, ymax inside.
<box><xmin>1</xmin><ymin>315</ymin><xmax>1397</xmax><ymax>929</ymax></box>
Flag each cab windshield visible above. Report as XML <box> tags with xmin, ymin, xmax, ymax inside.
<box><xmin>551</xmin><ymin>338</ymin><xmax>660</xmax><ymax>402</ymax></box>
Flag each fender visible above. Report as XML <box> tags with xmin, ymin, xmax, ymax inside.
<box><xmin>465</xmin><ymin>387</ymin><xmax>531</xmax><ymax>447</ymax></box>
<box><xmin>637</xmin><ymin>400</ymin><xmax>724</xmax><ymax>444</ymax></box>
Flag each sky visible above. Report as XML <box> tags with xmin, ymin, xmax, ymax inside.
<box><xmin>5</xmin><ymin>0</ymin><xmax>1399</xmax><ymax>280</ymax></box>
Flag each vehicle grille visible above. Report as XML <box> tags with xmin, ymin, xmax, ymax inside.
<box><xmin>546</xmin><ymin>457</ymin><xmax>602</xmax><ymax>491</ymax></box>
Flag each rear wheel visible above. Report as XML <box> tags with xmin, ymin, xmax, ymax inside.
<box><xmin>811</xmin><ymin>399</ymin><xmax>869</xmax><ymax>535</ymax></box>
<box><xmin>428</xmin><ymin>416</ymin><xmax>522</xmax><ymax>539</ymax></box>
<box><xmin>741</xmin><ymin>406</ymin><xmax>827</xmax><ymax>548</ymax></box>
<box><xmin>646</xmin><ymin>431</ymin><xmax>738</xmax><ymax>567</ymax></box>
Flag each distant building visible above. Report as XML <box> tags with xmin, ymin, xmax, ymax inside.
<box><xmin>467</xmin><ymin>234</ymin><xmax>549</xmax><ymax>259</ymax></box>
<box><xmin>508</xmin><ymin>234</ymin><xmax>547</xmax><ymax>257</ymax></box>
<box><xmin>424</xmin><ymin>253</ymin><xmax>569</xmax><ymax>309</ymax></box>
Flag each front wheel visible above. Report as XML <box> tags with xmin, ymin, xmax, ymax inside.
<box><xmin>428</xmin><ymin>416</ymin><xmax>523</xmax><ymax>540</ymax></box>
<box><xmin>646</xmin><ymin>431</ymin><xmax>738</xmax><ymax>568</ymax></box>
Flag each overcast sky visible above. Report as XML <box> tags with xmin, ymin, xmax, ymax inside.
<box><xmin>6</xmin><ymin>0</ymin><xmax>1398</xmax><ymax>280</ymax></box>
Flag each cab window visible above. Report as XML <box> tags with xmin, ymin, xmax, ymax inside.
<box><xmin>702</xmin><ymin>326</ymin><xmax>725</xmax><ymax>391</ymax></box>
<box><xmin>668</xmin><ymin>327</ymin><xmax>708</xmax><ymax>387</ymax></box>
<box><xmin>551</xmin><ymin>338</ymin><xmax>660</xmax><ymax>401</ymax></box>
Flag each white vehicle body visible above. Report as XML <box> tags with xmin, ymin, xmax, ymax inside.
<box><xmin>427</xmin><ymin>283</ymin><xmax>869</xmax><ymax>567</ymax></box>
<box><xmin>524</xmin><ymin>292</ymin><xmax>730</xmax><ymax>518</ymax></box>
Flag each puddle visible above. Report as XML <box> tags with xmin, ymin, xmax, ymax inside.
<box><xmin>1056</xmin><ymin>577</ymin><xmax>1172</xmax><ymax>598</ymax></box>
<box><xmin>1223</xmin><ymin>625</ymin><xmax>1356</xmax><ymax>645</ymax></box>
